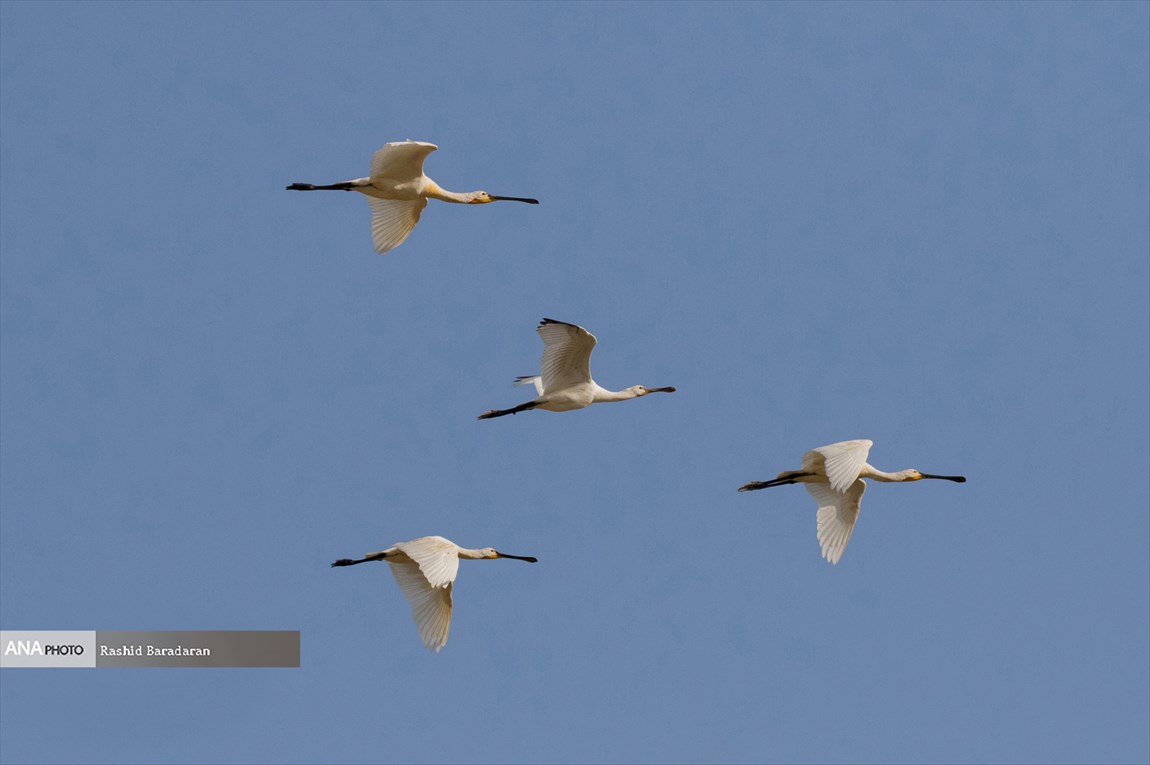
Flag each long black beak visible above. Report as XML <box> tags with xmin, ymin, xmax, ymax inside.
<box><xmin>649</xmin><ymin>387</ymin><xmax>676</xmax><ymax>393</ymax></box>
<box><xmin>489</xmin><ymin>195</ymin><xmax>540</xmax><ymax>204</ymax></box>
<box><xmin>497</xmin><ymin>552</ymin><xmax>538</xmax><ymax>562</ymax></box>
<box><xmin>920</xmin><ymin>474</ymin><xmax>967</xmax><ymax>482</ymax></box>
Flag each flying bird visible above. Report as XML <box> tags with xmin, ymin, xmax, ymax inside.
<box><xmin>287</xmin><ymin>140</ymin><xmax>538</xmax><ymax>254</ymax></box>
<box><xmin>478</xmin><ymin>318</ymin><xmax>676</xmax><ymax>420</ymax></box>
<box><xmin>738</xmin><ymin>439</ymin><xmax>966</xmax><ymax>565</ymax></box>
<box><xmin>332</xmin><ymin>535</ymin><xmax>537</xmax><ymax>652</ymax></box>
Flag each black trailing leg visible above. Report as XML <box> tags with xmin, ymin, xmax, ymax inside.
<box><xmin>331</xmin><ymin>552</ymin><xmax>388</xmax><ymax>567</ymax></box>
<box><xmin>286</xmin><ymin>182</ymin><xmax>358</xmax><ymax>191</ymax></box>
<box><xmin>477</xmin><ymin>401</ymin><xmax>538</xmax><ymax>420</ymax></box>
<box><xmin>737</xmin><ymin>472</ymin><xmax>813</xmax><ymax>492</ymax></box>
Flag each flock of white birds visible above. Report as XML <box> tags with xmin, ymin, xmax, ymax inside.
<box><xmin>289</xmin><ymin>139</ymin><xmax>967</xmax><ymax>652</ymax></box>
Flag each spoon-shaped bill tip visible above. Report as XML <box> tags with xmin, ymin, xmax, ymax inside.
<box><xmin>649</xmin><ymin>386</ymin><xmax>676</xmax><ymax>393</ymax></box>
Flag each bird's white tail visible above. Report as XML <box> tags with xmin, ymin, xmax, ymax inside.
<box><xmin>513</xmin><ymin>375</ymin><xmax>544</xmax><ymax>396</ymax></box>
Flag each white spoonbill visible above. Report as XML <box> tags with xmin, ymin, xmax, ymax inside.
<box><xmin>287</xmin><ymin>140</ymin><xmax>538</xmax><ymax>254</ymax></box>
<box><xmin>738</xmin><ymin>439</ymin><xmax>966</xmax><ymax>565</ymax></box>
<box><xmin>332</xmin><ymin>535</ymin><xmax>537</xmax><ymax>652</ymax></box>
<box><xmin>477</xmin><ymin>318</ymin><xmax>676</xmax><ymax>420</ymax></box>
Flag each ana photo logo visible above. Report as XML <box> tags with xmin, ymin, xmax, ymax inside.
<box><xmin>0</xmin><ymin>631</ymin><xmax>96</xmax><ymax>668</ymax></box>
<box><xmin>3</xmin><ymin>638</ymin><xmax>86</xmax><ymax>657</ymax></box>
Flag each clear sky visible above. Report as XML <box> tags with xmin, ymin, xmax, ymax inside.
<box><xmin>1</xmin><ymin>2</ymin><xmax>1147</xmax><ymax>764</ymax></box>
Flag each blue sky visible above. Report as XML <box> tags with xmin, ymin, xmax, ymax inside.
<box><xmin>1</xmin><ymin>2</ymin><xmax>1147</xmax><ymax>763</ymax></box>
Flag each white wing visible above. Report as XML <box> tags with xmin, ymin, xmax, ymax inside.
<box><xmin>369</xmin><ymin>140</ymin><xmax>438</xmax><ymax>184</ymax></box>
<box><xmin>806</xmin><ymin>480</ymin><xmax>866</xmax><ymax>565</ymax></box>
<box><xmin>514</xmin><ymin>375</ymin><xmax>544</xmax><ymax>396</ymax></box>
<box><xmin>394</xmin><ymin>536</ymin><xmax>461</xmax><ymax>589</ymax></box>
<box><xmin>366</xmin><ymin>197</ymin><xmax>427</xmax><ymax>253</ymax></box>
<box><xmin>386</xmin><ymin>537</ymin><xmax>461</xmax><ymax>652</ymax></box>
<box><xmin>387</xmin><ymin>562</ymin><xmax>452</xmax><ymax>652</ymax></box>
<box><xmin>805</xmin><ymin>439</ymin><xmax>873</xmax><ymax>493</ymax></box>
<box><xmin>537</xmin><ymin>318</ymin><xmax>597</xmax><ymax>392</ymax></box>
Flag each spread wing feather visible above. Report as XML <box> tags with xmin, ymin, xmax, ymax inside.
<box><xmin>806</xmin><ymin>439</ymin><xmax>873</xmax><ymax>493</ymax></box>
<box><xmin>366</xmin><ymin>197</ymin><xmax>427</xmax><ymax>254</ymax></box>
<box><xmin>385</xmin><ymin>537</ymin><xmax>460</xmax><ymax>652</ymax></box>
<box><xmin>537</xmin><ymin>318</ymin><xmax>597</xmax><ymax>392</ymax></box>
<box><xmin>394</xmin><ymin>537</ymin><xmax>460</xmax><ymax>589</ymax></box>
<box><xmin>807</xmin><ymin>480</ymin><xmax>866</xmax><ymax>565</ymax></box>
<box><xmin>388</xmin><ymin>562</ymin><xmax>453</xmax><ymax>652</ymax></box>
<box><xmin>369</xmin><ymin>140</ymin><xmax>438</xmax><ymax>183</ymax></box>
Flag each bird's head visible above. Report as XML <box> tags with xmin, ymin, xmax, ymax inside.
<box><xmin>468</xmin><ymin>190</ymin><xmax>540</xmax><ymax>205</ymax></box>
<box><xmin>631</xmin><ymin>385</ymin><xmax>677</xmax><ymax>397</ymax></box>
<box><xmin>905</xmin><ymin>470</ymin><xmax>967</xmax><ymax>483</ymax></box>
